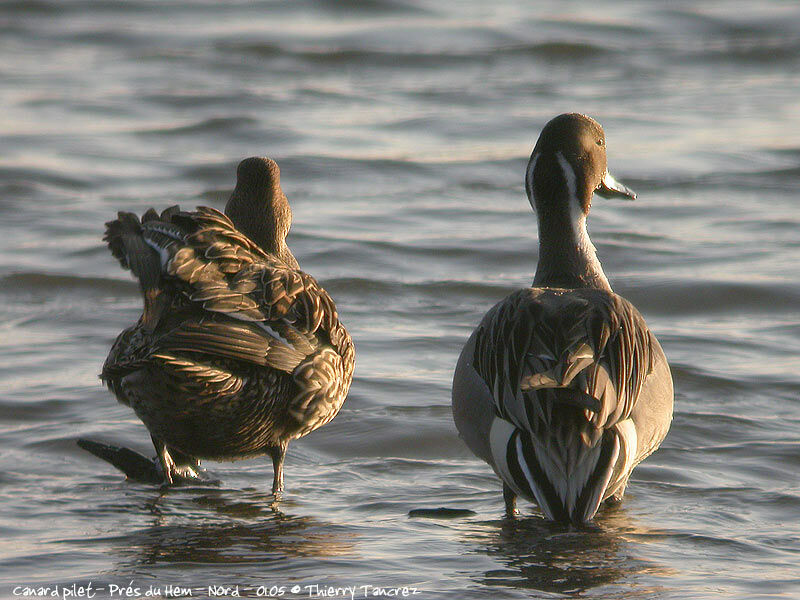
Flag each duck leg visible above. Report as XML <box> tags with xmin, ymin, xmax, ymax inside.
<box><xmin>153</xmin><ymin>436</ymin><xmax>177</xmax><ymax>485</ymax></box>
<box><xmin>268</xmin><ymin>442</ymin><xmax>288</xmax><ymax>496</ymax></box>
<box><xmin>151</xmin><ymin>435</ymin><xmax>203</xmax><ymax>484</ymax></box>
<box><xmin>503</xmin><ymin>482</ymin><xmax>519</xmax><ymax>517</ymax></box>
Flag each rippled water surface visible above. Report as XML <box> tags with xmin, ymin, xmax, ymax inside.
<box><xmin>2</xmin><ymin>1</ymin><xmax>800</xmax><ymax>598</ymax></box>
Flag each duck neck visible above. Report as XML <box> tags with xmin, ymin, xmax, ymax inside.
<box><xmin>226</xmin><ymin>193</ymin><xmax>299</xmax><ymax>269</ymax></box>
<box><xmin>528</xmin><ymin>151</ymin><xmax>612</xmax><ymax>292</ymax></box>
<box><xmin>532</xmin><ymin>196</ymin><xmax>611</xmax><ymax>292</ymax></box>
<box><xmin>275</xmin><ymin>241</ymin><xmax>299</xmax><ymax>270</ymax></box>
<box><xmin>253</xmin><ymin>222</ymin><xmax>299</xmax><ymax>270</ymax></box>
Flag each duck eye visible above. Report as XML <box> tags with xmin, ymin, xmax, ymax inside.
<box><xmin>597</xmin><ymin>139</ymin><xmax>605</xmax><ymax>147</ymax></box>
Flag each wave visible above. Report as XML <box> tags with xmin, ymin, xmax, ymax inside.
<box><xmin>0</xmin><ymin>272</ymin><xmax>136</xmax><ymax>295</ymax></box>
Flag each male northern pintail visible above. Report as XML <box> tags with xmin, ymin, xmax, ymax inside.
<box><xmin>452</xmin><ymin>114</ymin><xmax>673</xmax><ymax>523</ymax></box>
<box><xmin>80</xmin><ymin>157</ymin><xmax>355</xmax><ymax>494</ymax></box>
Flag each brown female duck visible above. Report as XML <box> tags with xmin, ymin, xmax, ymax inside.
<box><xmin>80</xmin><ymin>157</ymin><xmax>354</xmax><ymax>494</ymax></box>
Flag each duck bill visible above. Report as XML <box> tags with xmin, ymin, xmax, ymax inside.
<box><xmin>596</xmin><ymin>170</ymin><xmax>636</xmax><ymax>200</ymax></box>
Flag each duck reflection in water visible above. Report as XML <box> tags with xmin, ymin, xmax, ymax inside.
<box><xmin>465</xmin><ymin>509</ymin><xmax>674</xmax><ymax>598</ymax></box>
<box><xmin>108</xmin><ymin>487</ymin><xmax>356</xmax><ymax>570</ymax></box>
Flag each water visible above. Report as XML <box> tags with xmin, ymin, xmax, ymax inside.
<box><xmin>2</xmin><ymin>1</ymin><xmax>800</xmax><ymax>598</ymax></box>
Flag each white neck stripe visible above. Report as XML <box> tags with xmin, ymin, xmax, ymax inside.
<box><xmin>525</xmin><ymin>153</ymin><xmax>539</xmax><ymax>204</ymax></box>
<box><xmin>555</xmin><ymin>152</ymin><xmax>581</xmax><ymax>223</ymax></box>
<box><xmin>553</xmin><ymin>152</ymin><xmax>611</xmax><ymax>289</ymax></box>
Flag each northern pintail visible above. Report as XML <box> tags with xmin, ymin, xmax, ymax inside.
<box><xmin>452</xmin><ymin>114</ymin><xmax>673</xmax><ymax>523</ymax></box>
<box><xmin>80</xmin><ymin>157</ymin><xmax>355</xmax><ymax>494</ymax></box>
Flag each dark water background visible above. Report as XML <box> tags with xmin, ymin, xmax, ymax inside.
<box><xmin>2</xmin><ymin>1</ymin><xmax>800</xmax><ymax>598</ymax></box>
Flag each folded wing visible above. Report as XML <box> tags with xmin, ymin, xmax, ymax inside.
<box><xmin>471</xmin><ymin>288</ymin><xmax>655</xmax><ymax>522</ymax></box>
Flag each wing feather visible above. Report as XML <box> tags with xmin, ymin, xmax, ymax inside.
<box><xmin>473</xmin><ymin>287</ymin><xmax>655</xmax><ymax>443</ymax></box>
<box><xmin>103</xmin><ymin>203</ymin><xmax>355</xmax><ymax>433</ymax></box>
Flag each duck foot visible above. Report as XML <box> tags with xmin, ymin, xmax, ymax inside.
<box><xmin>77</xmin><ymin>438</ymin><xmax>209</xmax><ymax>485</ymax></box>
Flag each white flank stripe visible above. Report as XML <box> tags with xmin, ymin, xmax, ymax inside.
<box><xmin>615</xmin><ymin>419</ymin><xmax>638</xmax><ymax>476</ymax></box>
<box><xmin>515</xmin><ymin>434</ymin><xmax>554</xmax><ymax>519</ymax></box>
<box><xmin>489</xmin><ymin>417</ymin><xmax>521</xmax><ymax>495</ymax></box>
<box><xmin>580</xmin><ymin>435</ymin><xmax>620</xmax><ymax>522</ymax></box>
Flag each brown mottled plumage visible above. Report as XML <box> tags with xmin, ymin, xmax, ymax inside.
<box><xmin>96</xmin><ymin>158</ymin><xmax>354</xmax><ymax>493</ymax></box>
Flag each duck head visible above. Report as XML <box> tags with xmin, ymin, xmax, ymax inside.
<box><xmin>525</xmin><ymin>113</ymin><xmax>636</xmax><ymax>291</ymax></box>
<box><xmin>225</xmin><ymin>157</ymin><xmax>299</xmax><ymax>268</ymax></box>
<box><xmin>525</xmin><ymin>113</ymin><xmax>635</xmax><ymax>219</ymax></box>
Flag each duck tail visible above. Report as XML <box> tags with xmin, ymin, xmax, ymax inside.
<box><xmin>76</xmin><ymin>438</ymin><xmax>163</xmax><ymax>484</ymax></box>
<box><xmin>104</xmin><ymin>212</ymin><xmax>162</xmax><ymax>288</ymax></box>
<box><xmin>104</xmin><ymin>211</ymin><xmax>171</xmax><ymax>330</ymax></box>
<box><xmin>490</xmin><ymin>414</ymin><xmax>620</xmax><ymax>524</ymax></box>
<box><xmin>76</xmin><ymin>439</ymin><xmax>209</xmax><ymax>485</ymax></box>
